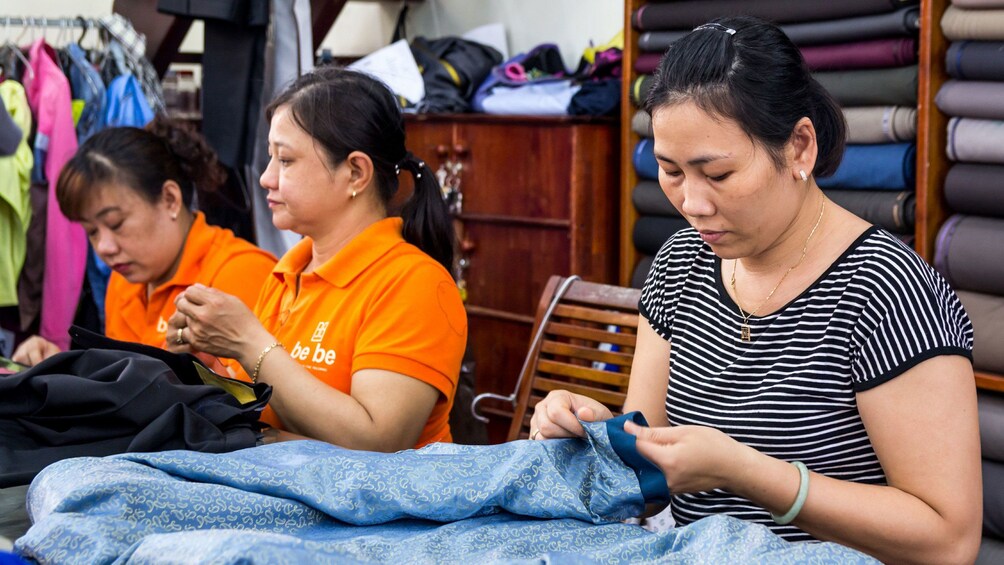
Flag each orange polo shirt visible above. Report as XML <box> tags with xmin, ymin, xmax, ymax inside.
<box><xmin>244</xmin><ymin>217</ymin><xmax>467</xmax><ymax>448</ymax></box>
<box><xmin>104</xmin><ymin>212</ymin><xmax>277</xmax><ymax>347</ymax></box>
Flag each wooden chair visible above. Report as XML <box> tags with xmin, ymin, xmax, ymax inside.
<box><xmin>504</xmin><ymin>276</ymin><xmax>642</xmax><ymax>441</ymax></box>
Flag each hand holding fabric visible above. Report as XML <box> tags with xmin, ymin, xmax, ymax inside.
<box><xmin>624</xmin><ymin>420</ymin><xmax>751</xmax><ymax>495</ymax></box>
<box><xmin>11</xmin><ymin>336</ymin><xmax>62</xmax><ymax>367</ymax></box>
<box><xmin>167</xmin><ymin>283</ymin><xmax>272</xmax><ymax>364</ymax></box>
<box><xmin>530</xmin><ymin>389</ymin><xmax>614</xmax><ymax>439</ymax></box>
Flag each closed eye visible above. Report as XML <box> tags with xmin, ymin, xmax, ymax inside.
<box><xmin>708</xmin><ymin>172</ymin><xmax>731</xmax><ymax>182</ymax></box>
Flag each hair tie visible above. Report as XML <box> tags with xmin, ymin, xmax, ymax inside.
<box><xmin>693</xmin><ymin>22</ymin><xmax>736</xmax><ymax>36</ymax></box>
<box><xmin>397</xmin><ymin>152</ymin><xmax>426</xmax><ymax>180</ymax></box>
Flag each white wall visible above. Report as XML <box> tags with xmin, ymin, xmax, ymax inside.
<box><xmin>6</xmin><ymin>1</ymin><xmax>623</xmax><ymax>69</ymax></box>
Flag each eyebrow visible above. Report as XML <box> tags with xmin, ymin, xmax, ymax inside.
<box><xmin>654</xmin><ymin>152</ymin><xmax>731</xmax><ymax>166</ymax></box>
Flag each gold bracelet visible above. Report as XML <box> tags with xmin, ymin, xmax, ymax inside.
<box><xmin>251</xmin><ymin>341</ymin><xmax>283</xmax><ymax>384</ymax></box>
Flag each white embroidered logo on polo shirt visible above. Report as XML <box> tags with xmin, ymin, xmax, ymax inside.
<box><xmin>311</xmin><ymin>321</ymin><xmax>329</xmax><ymax>342</ymax></box>
<box><xmin>157</xmin><ymin>317</ymin><xmax>168</xmax><ymax>334</ymax></box>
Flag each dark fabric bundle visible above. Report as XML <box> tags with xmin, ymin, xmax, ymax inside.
<box><xmin>957</xmin><ymin>292</ymin><xmax>1004</xmax><ymax>376</ymax></box>
<box><xmin>633</xmin><ymin>181</ymin><xmax>680</xmax><ymax>217</ymax></box>
<box><xmin>825</xmin><ymin>189</ymin><xmax>915</xmax><ymax>233</ymax></box>
<box><xmin>631</xmin><ymin>0</ymin><xmax>918</xmax><ymax>31</ymax></box>
<box><xmin>801</xmin><ymin>38</ymin><xmax>917</xmax><ymax>71</ymax></box>
<box><xmin>936</xmin><ymin>80</ymin><xmax>1004</xmax><ymax>120</ymax></box>
<box><xmin>633</xmin><ymin>217</ymin><xmax>691</xmax><ymax>256</ymax></box>
<box><xmin>632</xmin><ymin>255</ymin><xmax>655</xmax><ymax>290</ymax></box>
<box><xmin>782</xmin><ymin>7</ymin><xmax>920</xmax><ymax>45</ymax></box>
<box><xmin>634</xmin><ymin>52</ymin><xmax>662</xmax><ymax>74</ymax></box>
<box><xmin>935</xmin><ymin>215</ymin><xmax>1004</xmax><ymax>295</ymax></box>
<box><xmin>410</xmin><ymin>36</ymin><xmax>503</xmax><ymax>113</ymax></box>
<box><xmin>945</xmin><ymin>164</ymin><xmax>1004</xmax><ymax>218</ymax></box>
<box><xmin>946</xmin><ymin>41</ymin><xmax>1004</xmax><ymax>81</ymax></box>
<box><xmin>816</xmin><ymin>143</ymin><xmax>916</xmax><ymax>191</ymax></box>
<box><xmin>632</xmin><ymin>109</ymin><xmax>653</xmax><ymax>137</ymax></box>
<box><xmin>0</xmin><ymin>346</ymin><xmax>270</xmax><ymax>487</ymax></box>
<box><xmin>979</xmin><ymin>389</ymin><xmax>1004</xmax><ymax>462</ymax></box>
<box><xmin>985</xmin><ymin>459</ymin><xmax>1004</xmax><ymax>539</ymax></box>
<box><xmin>814</xmin><ymin>66</ymin><xmax>918</xmax><ymax>106</ymax></box>
<box><xmin>638</xmin><ymin>30</ymin><xmax>690</xmax><ymax>52</ymax></box>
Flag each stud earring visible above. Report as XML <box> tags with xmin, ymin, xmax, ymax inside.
<box><xmin>799</xmin><ymin>170</ymin><xmax>808</xmax><ymax>183</ymax></box>
<box><xmin>351</xmin><ymin>190</ymin><xmax>357</xmax><ymax>200</ymax></box>
<box><xmin>171</xmin><ymin>212</ymin><xmax>177</xmax><ymax>220</ymax></box>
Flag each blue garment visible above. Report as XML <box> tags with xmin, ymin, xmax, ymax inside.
<box><xmin>16</xmin><ymin>414</ymin><xmax>875</xmax><ymax>564</ymax></box>
<box><xmin>102</xmin><ymin>74</ymin><xmax>154</xmax><ymax>129</ymax></box>
<box><xmin>65</xmin><ymin>43</ymin><xmax>106</xmax><ymax>142</ymax></box>
<box><xmin>634</xmin><ymin>137</ymin><xmax>659</xmax><ymax>181</ymax></box>
<box><xmin>817</xmin><ymin>143</ymin><xmax>916</xmax><ymax>191</ymax></box>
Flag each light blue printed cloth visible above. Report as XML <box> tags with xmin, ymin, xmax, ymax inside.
<box><xmin>16</xmin><ymin>416</ymin><xmax>876</xmax><ymax>564</ymax></box>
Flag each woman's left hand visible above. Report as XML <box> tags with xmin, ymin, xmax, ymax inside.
<box><xmin>624</xmin><ymin>420</ymin><xmax>751</xmax><ymax>494</ymax></box>
<box><xmin>167</xmin><ymin>283</ymin><xmax>270</xmax><ymax>362</ymax></box>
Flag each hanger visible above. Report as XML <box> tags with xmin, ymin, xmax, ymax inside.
<box><xmin>1</xmin><ymin>17</ymin><xmax>36</xmax><ymax>81</ymax></box>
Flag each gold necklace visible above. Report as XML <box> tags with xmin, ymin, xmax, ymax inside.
<box><xmin>730</xmin><ymin>197</ymin><xmax>826</xmax><ymax>342</ymax></box>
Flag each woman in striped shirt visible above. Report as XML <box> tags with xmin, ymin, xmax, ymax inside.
<box><xmin>531</xmin><ymin>16</ymin><xmax>980</xmax><ymax>563</ymax></box>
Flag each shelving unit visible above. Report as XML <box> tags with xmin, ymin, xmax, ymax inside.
<box><xmin>618</xmin><ymin>0</ymin><xmax>1004</xmax><ymax>391</ymax></box>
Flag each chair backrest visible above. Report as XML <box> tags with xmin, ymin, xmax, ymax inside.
<box><xmin>507</xmin><ymin>276</ymin><xmax>642</xmax><ymax>441</ymax></box>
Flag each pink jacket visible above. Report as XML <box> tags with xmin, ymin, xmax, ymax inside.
<box><xmin>25</xmin><ymin>40</ymin><xmax>86</xmax><ymax>350</ymax></box>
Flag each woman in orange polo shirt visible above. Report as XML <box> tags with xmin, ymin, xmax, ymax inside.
<box><xmin>12</xmin><ymin>117</ymin><xmax>276</xmax><ymax>365</ymax></box>
<box><xmin>166</xmin><ymin>68</ymin><xmax>467</xmax><ymax>452</ymax></box>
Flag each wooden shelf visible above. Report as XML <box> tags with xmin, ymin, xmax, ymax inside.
<box><xmin>976</xmin><ymin>371</ymin><xmax>1004</xmax><ymax>394</ymax></box>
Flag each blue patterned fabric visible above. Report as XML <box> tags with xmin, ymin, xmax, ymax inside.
<box><xmin>16</xmin><ymin>416</ymin><xmax>876</xmax><ymax>564</ymax></box>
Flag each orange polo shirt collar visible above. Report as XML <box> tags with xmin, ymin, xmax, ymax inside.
<box><xmin>273</xmin><ymin>217</ymin><xmax>406</xmax><ymax>288</ymax></box>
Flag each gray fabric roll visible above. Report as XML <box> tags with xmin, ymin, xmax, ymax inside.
<box><xmin>814</xmin><ymin>66</ymin><xmax>918</xmax><ymax>106</ymax></box>
<box><xmin>937</xmin><ymin>217</ymin><xmax>1004</xmax><ymax>294</ymax></box>
<box><xmin>638</xmin><ymin>30</ymin><xmax>690</xmax><ymax>52</ymax></box>
<box><xmin>632</xmin><ymin>110</ymin><xmax>653</xmax><ymax>137</ymax></box>
<box><xmin>824</xmin><ymin>189</ymin><xmax>914</xmax><ymax>232</ymax></box>
<box><xmin>945</xmin><ymin>164</ymin><xmax>1004</xmax><ymax>218</ymax></box>
<box><xmin>633</xmin><ymin>182</ymin><xmax>680</xmax><ymax>217</ymax></box>
<box><xmin>978</xmin><ymin>537</ymin><xmax>1004</xmax><ymax>565</ymax></box>
<box><xmin>843</xmin><ymin>106</ymin><xmax>917</xmax><ymax>143</ymax></box>
<box><xmin>946</xmin><ymin>42</ymin><xmax>1004</xmax><ymax>81</ymax></box>
<box><xmin>937</xmin><ymin>80</ymin><xmax>1004</xmax><ymax>120</ymax></box>
<box><xmin>979</xmin><ymin>390</ymin><xmax>1004</xmax><ymax>462</ymax></box>
<box><xmin>984</xmin><ymin>459</ymin><xmax>1004</xmax><ymax>539</ymax></box>
<box><xmin>947</xmin><ymin>118</ymin><xmax>1004</xmax><ymax>164</ymax></box>
<box><xmin>942</xmin><ymin>5</ymin><xmax>1004</xmax><ymax>41</ymax></box>
<box><xmin>956</xmin><ymin>290</ymin><xmax>1004</xmax><ymax>374</ymax></box>
<box><xmin>956</xmin><ymin>0</ymin><xmax>1004</xmax><ymax>6</ymax></box>
<box><xmin>631</xmin><ymin>255</ymin><xmax>655</xmax><ymax>290</ymax></box>
<box><xmin>782</xmin><ymin>6</ymin><xmax>921</xmax><ymax>46</ymax></box>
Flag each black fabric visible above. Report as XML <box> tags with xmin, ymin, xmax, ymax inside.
<box><xmin>985</xmin><ymin>459</ymin><xmax>1004</xmax><ymax>539</ymax></box>
<box><xmin>946</xmin><ymin>41</ymin><xmax>1004</xmax><ymax>81</ymax></box>
<box><xmin>410</xmin><ymin>36</ymin><xmax>502</xmax><ymax>113</ymax></box>
<box><xmin>945</xmin><ymin>164</ymin><xmax>1004</xmax><ymax>218</ymax></box>
<box><xmin>633</xmin><ymin>182</ymin><xmax>681</xmax><ymax>217</ymax></box>
<box><xmin>631</xmin><ymin>255</ymin><xmax>655</xmax><ymax>290</ymax></box>
<box><xmin>633</xmin><ymin>216</ymin><xmax>691</xmax><ymax>256</ymax></box>
<box><xmin>0</xmin><ymin>347</ymin><xmax>270</xmax><ymax>487</ymax></box>
<box><xmin>0</xmin><ymin>96</ymin><xmax>21</xmax><ymax>157</ymax></box>
<box><xmin>631</xmin><ymin>0</ymin><xmax>918</xmax><ymax>30</ymax></box>
<box><xmin>447</xmin><ymin>350</ymin><xmax>487</xmax><ymax>445</ymax></box>
<box><xmin>824</xmin><ymin>189</ymin><xmax>915</xmax><ymax>233</ymax></box>
<box><xmin>16</xmin><ymin>182</ymin><xmax>47</xmax><ymax>334</ymax></box>
<box><xmin>568</xmin><ymin>79</ymin><xmax>621</xmax><ymax>116</ymax></box>
<box><xmin>158</xmin><ymin>0</ymin><xmax>269</xmax><ymax>25</ymax></box>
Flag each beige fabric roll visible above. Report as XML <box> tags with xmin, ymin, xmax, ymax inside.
<box><xmin>942</xmin><ymin>5</ymin><xmax>1004</xmax><ymax>41</ymax></box>
<box><xmin>843</xmin><ymin>106</ymin><xmax>917</xmax><ymax>143</ymax></box>
<box><xmin>956</xmin><ymin>290</ymin><xmax>1004</xmax><ymax>374</ymax></box>
<box><xmin>632</xmin><ymin>110</ymin><xmax>653</xmax><ymax>138</ymax></box>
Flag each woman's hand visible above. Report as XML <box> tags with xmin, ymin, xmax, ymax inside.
<box><xmin>624</xmin><ymin>420</ymin><xmax>751</xmax><ymax>494</ymax></box>
<box><xmin>529</xmin><ymin>389</ymin><xmax>614</xmax><ymax>439</ymax></box>
<box><xmin>167</xmin><ymin>283</ymin><xmax>271</xmax><ymax>363</ymax></box>
<box><xmin>11</xmin><ymin>336</ymin><xmax>62</xmax><ymax>366</ymax></box>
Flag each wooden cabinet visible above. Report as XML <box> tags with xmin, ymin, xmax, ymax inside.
<box><xmin>404</xmin><ymin>114</ymin><xmax>620</xmax><ymax>441</ymax></box>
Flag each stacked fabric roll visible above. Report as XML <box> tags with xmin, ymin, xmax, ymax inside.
<box><xmin>628</xmin><ymin>0</ymin><xmax>921</xmax><ymax>287</ymax></box>
<box><xmin>934</xmin><ymin>0</ymin><xmax>1004</xmax><ymax>377</ymax></box>
<box><xmin>934</xmin><ymin>3</ymin><xmax>1004</xmax><ymax>548</ymax></box>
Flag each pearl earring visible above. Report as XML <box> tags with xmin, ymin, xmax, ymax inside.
<box><xmin>351</xmin><ymin>190</ymin><xmax>357</xmax><ymax>200</ymax></box>
<box><xmin>171</xmin><ymin>212</ymin><xmax>177</xmax><ymax>220</ymax></box>
<box><xmin>799</xmin><ymin>170</ymin><xmax>808</xmax><ymax>182</ymax></box>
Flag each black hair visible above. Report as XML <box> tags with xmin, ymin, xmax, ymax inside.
<box><xmin>644</xmin><ymin>16</ymin><xmax>846</xmax><ymax>177</ymax></box>
<box><xmin>56</xmin><ymin>116</ymin><xmax>225</xmax><ymax>220</ymax></box>
<box><xmin>265</xmin><ymin>67</ymin><xmax>455</xmax><ymax>275</ymax></box>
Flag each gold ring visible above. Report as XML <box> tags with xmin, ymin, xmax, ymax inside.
<box><xmin>176</xmin><ymin>327</ymin><xmax>185</xmax><ymax>345</ymax></box>
<box><xmin>531</xmin><ymin>428</ymin><xmax>540</xmax><ymax>441</ymax></box>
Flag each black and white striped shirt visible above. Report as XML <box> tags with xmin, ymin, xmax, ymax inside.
<box><xmin>639</xmin><ymin>227</ymin><xmax>973</xmax><ymax>541</ymax></box>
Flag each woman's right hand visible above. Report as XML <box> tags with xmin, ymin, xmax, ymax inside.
<box><xmin>11</xmin><ymin>336</ymin><xmax>62</xmax><ymax>366</ymax></box>
<box><xmin>529</xmin><ymin>389</ymin><xmax>613</xmax><ymax>439</ymax></box>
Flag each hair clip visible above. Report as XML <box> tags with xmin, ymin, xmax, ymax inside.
<box><xmin>693</xmin><ymin>23</ymin><xmax>736</xmax><ymax>35</ymax></box>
